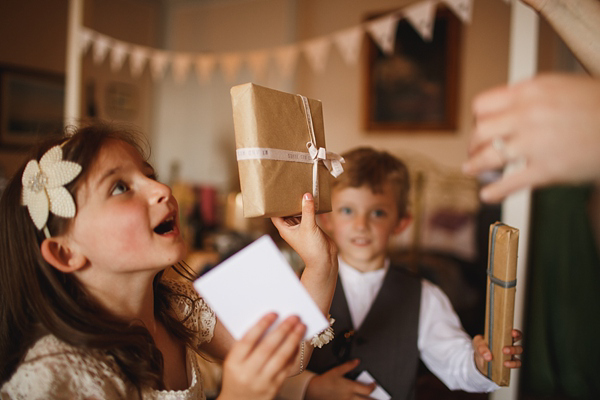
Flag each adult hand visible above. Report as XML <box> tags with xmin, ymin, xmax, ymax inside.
<box><xmin>305</xmin><ymin>359</ymin><xmax>376</xmax><ymax>400</ymax></box>
<box><xmin>463</xmin><ymin>74</ymin><xmax>600</xmax><ymax>203</ymax></box>
<box><xmin>218</xmin><ymin>313</ymin><xmax>306</xmax><ymax>400</ymax></box>
<box><xmin>473</xmin><ymin>330</ymin><xmax>523</xmax><ymax>376</ymax></box>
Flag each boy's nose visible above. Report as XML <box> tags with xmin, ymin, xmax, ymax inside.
<box><xmin>353</xmin><ymin>215</ymin><xmax>368</xmax><ymax>230</ymax></box>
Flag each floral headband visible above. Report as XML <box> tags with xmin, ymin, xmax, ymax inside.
<box><xmin>21</xmin><ymin>144</ymin><xmax>82</xmax><ymax>238</ymax></box>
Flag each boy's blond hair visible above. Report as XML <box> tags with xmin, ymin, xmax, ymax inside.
<box><xmin>332</xmin><ymin>147</ymin><xmax>410</xmax><ymax>218</ymax></box>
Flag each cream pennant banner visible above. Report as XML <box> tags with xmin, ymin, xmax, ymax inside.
<box><xmin>274</xmin><ymin>44</ymin><xmax>300</xmax><ymax>79</ymax></box>
<box><xmin>333</xmin><ymin>26</ymin><xmax>364</xmax><ymax>65</ymax></box>
<box><xmin>130</xmin><ymin>45</ymin><xmax>150</xmax><ymax>77</ymax></box>
<box><xmin>302</xmin><ymin>36</ymin><xmax>332</xmax><ymax>74</ymax></box>
<box><xmin>246</xmin><ymin>49</ymin><xmax>270</xmax><ymax>82</ymax></box>
<box><xmin>150</xmin><ymin>50</ymin><xmax>170</xmax><ymax>81</ymax></box>
<box><xmin>220</xmin><ymin>52</ymin><xmax>243</xmax><ymax>83</ymax></box>
<box><xmin>443</xmin><ymin>0</ymin><xmax>473</xmax><ymax>23</ymax></box>
<box><xmin>92</xmin><ymin>34</ymin><xmax>111</xmax><ymax>65</ymax></box>
<box><xmin>79</xmin><ymin>0</ymin><xmax>491</xmax><ymax>82</ymax></box>
<box><xmin>172</xmin><ymin>53</ymin><xmax>192</xmax><ymax>84</ymax></box>
<box><xmin>195</xmin><ymin>54</ymin><xmax>217</xmax><ymax>84</ymax></box>
<box><xmin>80</xmin><ymin>28</ymin><xmax>94</xmax><ymax>54</ymax></box>
<box><xmin>110</xmin><ymin>41</ymin><xmax>129</xmax><ymax>72</ymax></box>
<box><xmin>365</xmin><ymin>13</ymin><xmax>400</xmax><ymax>55</ymax></box>
<box><xmin>403</xmin><ymin>0</ymin><xmax>437</xmax><ymax>41</ymax></box>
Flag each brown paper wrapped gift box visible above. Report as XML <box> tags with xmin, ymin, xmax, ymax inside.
<box><xmin>231</xmin><ymin>83</ymin><xmax>343</xmax><ymax>218</ymax></box>
<box><xmin>484</xmin><ymin>221</ymin><xmax>519</xmax><ymax>386</ymax></box>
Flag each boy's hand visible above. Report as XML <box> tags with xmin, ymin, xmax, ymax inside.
<box><xmin>305</xmin><ymin>359</ymin><xmax>376</xmax><ymax>400</ymax></box>
<box><xmin>219</xmin><ymin>313</ymin><xmax>306</xmax><ymax>400</ymax></box>
<box><xmin>473</xmin><ymin>329</ymin><xmax>523</xmax><ymax>376</ymax></box>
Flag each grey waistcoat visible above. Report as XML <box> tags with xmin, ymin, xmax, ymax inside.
<box><xmin>307</xmin><ymin>265</ymin><xmax>422</xmax><ymax>400</ymax></box>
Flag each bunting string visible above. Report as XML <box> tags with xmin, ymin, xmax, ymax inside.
<box><xmin>80</xmin><ymin>0</ymin><xmax>499</xmax><ymax>84</ymax></box>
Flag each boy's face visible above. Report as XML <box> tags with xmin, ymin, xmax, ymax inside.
<box><xmin>322</xmin><ymin>182</ymin><xmax>410</xmax><ymax>272</ymax></box>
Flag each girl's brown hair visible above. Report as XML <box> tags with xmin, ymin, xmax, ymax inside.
<box><xmin>332</xmin><ymin>147</ymin><xmax>411</xmax><ymax>217</ymax></box>
<box><xmin>0</xmin><ymin>122</ymin><xmax>196</xmax><ymax>391</ymax></box>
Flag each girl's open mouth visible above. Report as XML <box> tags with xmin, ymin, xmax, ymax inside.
<box><xmin>154</xmin><ymin>216</ymin><xmax>175</xmax><ymax>234</ymax></box>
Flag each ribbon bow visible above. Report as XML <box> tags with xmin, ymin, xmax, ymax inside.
<box><xmin>306</xmin><ymin>142</ymin><xmax>345</xmax><ymax>178</ymax></box>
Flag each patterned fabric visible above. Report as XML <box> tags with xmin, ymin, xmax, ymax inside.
<box><xmin>1</xmin><ymin>280</ymin><xmax>215</xmax><ymax>400</ymax></box>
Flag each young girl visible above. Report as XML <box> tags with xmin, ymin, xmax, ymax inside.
<box><xmin>0</xmin><ymin>122</ymin><xmax>338</xmax><ymax>399</ymax></box>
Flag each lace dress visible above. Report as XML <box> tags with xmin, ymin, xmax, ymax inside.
<box><xmin>1</xmin><ymin>280</ymin><xmax>216</xmax><ymax>400</ymax></box>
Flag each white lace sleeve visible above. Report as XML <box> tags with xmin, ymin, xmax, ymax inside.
<box><xmin>163</xmin><ymin>280</ymin><xmax>216</xmax><ymax>347</ymax></box>
<box><xmin>0</xmin><ymin>336</ymin><xmax>132</xmax><ymax>400</ymax></box>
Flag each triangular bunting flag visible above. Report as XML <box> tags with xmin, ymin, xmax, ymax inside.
<box><xmin>172</xmin><ymin>53</ymin><xmax>192</xmax><ymax>84</ymax></box>
<box><xmin>220</xmin><ymin>52</ymin><xmax>243</xmax><ymax>83</ymax></box>
<box><xmin>110</xmin><ymin>41</ymin><xmax>129</xmax><ymax>72</ymax></box>
<box><xmin>273</xmin><ymin>45</ymin><xmax>300</xmax><ymax>79</ymax></box>
<box><xmin>443</xmin><ymin>0</ymin><xmax>473</xmax><ymax>23</ymax></box>
<box><xmin>365</xmin><ymin>13</ymin><xmax>400</xmax><ymax>55</ymax></box>
<box><xmin>79</xmin><ymin>28</ymin><xmax>94</xmax><ymax>55</ymax></box>
<box><xmin>92</xmin><ymin>34</ymin><xmax>111</xmax><ymax>65</ymax></box>
<box><xmin>195</xmin><ymin>54</ymin><xmax>217</xmax><ymax>84</ymax></box>
<box><xmin>333</xmin><ymin>26</ymin><xmax>364</xmax><ymax>65</ymax></box>
<box><xmin>246</xmin><ymin>49</ymin><xmax>270</xmax><ymax>82</ymax></box>
<box><xmin>130</xmin><ymin>46</ymin><xmax>150</xmax><ymax>77</ymax></box>
<box><xmin>150</xmin><ymin>50</ymin><xmax>170</xmax><ymax>81</ymax></box>
<box><xmin>403</xmin><ymin>0</ymin><xmax>437</xmax><ymax>41</ymax></box>
<box><xmin>302</xmin><ymin>36</ymin><xmax>332</xmax><ymax>74</ymax></box>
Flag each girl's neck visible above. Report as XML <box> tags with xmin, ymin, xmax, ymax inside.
<box><xmin>77</xmin><ymin>269</ymin><xmax>158</xmax><ymax>325</ymax></box>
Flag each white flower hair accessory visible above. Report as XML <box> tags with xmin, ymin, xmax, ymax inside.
<box><xmin>21</xmin><ymin>145</ymin><xmax>82</xmax><ymax>237</ymax></box>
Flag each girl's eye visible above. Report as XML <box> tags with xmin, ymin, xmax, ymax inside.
<box><xmin>111</xmin><ymin>181</ymin><xmax>129</xmax><ymax>196</ymax></box>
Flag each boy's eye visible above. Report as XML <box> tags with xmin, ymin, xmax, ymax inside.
<box><xmin>111</xmin><ymin>181</ymin><xmax>129</xmax><ymax>196</ymax></box>
<box><xmin>340</xmin><ymin>207</ymin><xmax>352</xmax><ymax>215</ymax></box>
<box><xmin>372</xmin><ymin>209</ymin><xmax>387</xmax><ymax>218</ymax></box>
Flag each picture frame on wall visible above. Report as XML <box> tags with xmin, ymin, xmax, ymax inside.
<box><xmin>0</xmin><ymin>66</ymin><xmax>64</xmax><ymax>148</ymax></box>
<box><xmin>364</xmin><ymin>8</ymin><xmax>461</xmax><ymax>131</ymax></box>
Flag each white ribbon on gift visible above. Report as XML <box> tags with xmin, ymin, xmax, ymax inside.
<box><xmin>236</xmin><ymin>94</ymin><xmax>344</xmax><ymax>211</ymax></box>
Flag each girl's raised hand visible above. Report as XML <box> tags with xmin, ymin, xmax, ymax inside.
<box><xmin>218</xmin><ymin>313</ymin><xmax>306</xmax><ymax>400</ymax></box>
<box><xmin>271</xmin><ymin>193</ymin><xmax>337</xmax><ymax>275</ymax></box>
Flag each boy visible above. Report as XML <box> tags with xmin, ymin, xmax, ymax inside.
<box><xmin>278</xmin><ymin>147</ymin><xmax>522</xmax><ymax>399</ymax></box>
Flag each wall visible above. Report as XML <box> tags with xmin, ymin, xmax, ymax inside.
<box><xmin>0</xmin><ymin>0</ymin><xmax>159</xmax><ymax>179</ymax></box>
<box><xmin>81</xmin><ymin>0</ymin><xmax>161</xmax><ymax>140</ymax></box>
<box><xmin>152</xmin><ymin>0</ymin><xmax>299</xmax><ymax>190</ymax></box>
<box><xmin>1</xmin><ymin>1</ymin><xmax>561</xmax><ymax>193</ymax></box>
<box><xmin>294</xmin><ymin>0</ymin><xmax>510</xmax><ymax>168</ymax></box>
<box><xmin>151</xmin><ymin>0</ymin><xmax>511</xmax><ymax>193</ymax></box>
<box><xmin>0</xmin><ymin>0</ymin><xmax>69</xmax><ymax>177</ymax></box>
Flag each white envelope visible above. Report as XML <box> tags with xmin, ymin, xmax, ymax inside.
<box><xmin>193</xmin><ymin>235</ymin><xmax>329</xmax><ymax>340</ymax></box>
<box><xmin>356</xmin><ymin>370</ymin><xmax>391</xmax><ymax>400</ymax></box>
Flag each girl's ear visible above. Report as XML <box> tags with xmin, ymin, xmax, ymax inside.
<box><xmin>40</xmin><ymin>238</ymin><xmax>87</xmax><ymax>273</ymax></box>
<box><xmin>394</xmin><ymin>213</ymin><xmax>413</xmax><ymax>235</ymax></box>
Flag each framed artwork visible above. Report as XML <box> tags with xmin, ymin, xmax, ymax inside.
<box><xmin>0</xmin><ymin>66</ymin><xmax>65</xmax><ymax>148</ymax></box>
<box><xmin>364</xmin><ymin>8</ymin><xmax>461</xmax><ymax>131</ymax></box>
